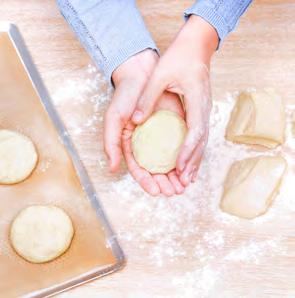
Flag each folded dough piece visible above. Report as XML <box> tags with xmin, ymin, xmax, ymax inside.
<box><xmin>226</xmin><ymin>89</ymin><xmax>285</xmax><ymax>148</ymax></box>
<box><xmin>220</xmin><ymin>156</ymin><xmax>286</xmax><ymax>219</ymax></box>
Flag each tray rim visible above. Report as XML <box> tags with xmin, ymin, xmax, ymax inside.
<box><xmin>0</xmin><ymin>22</ymin><xmax>125</xmax><ymax>298</ymax></box>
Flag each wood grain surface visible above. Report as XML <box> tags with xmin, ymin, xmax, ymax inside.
<box><xmin>1</xmin><ymin>1</ymin><xmax>295</xmax><ymax>297</ymax></box>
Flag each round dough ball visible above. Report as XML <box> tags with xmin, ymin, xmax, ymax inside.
<box><xmin>10</xmin><ymin>205</ymin><xmax>74</xmax><ymax>263</ymax></box>
<box><xmin>0</xmin><ymin>129</ymin><xmax>38</xmax><ymax>184</ymax></box>
<box><xmin>132</xmin><ymin>110</ymin><xmax>187</xmax><ymax>174</ymax></box>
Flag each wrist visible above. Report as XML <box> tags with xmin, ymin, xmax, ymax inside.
<box><xmin>112</xmin><ymin>49</ymin><xmax>159</xmax><ymax>87</ymax></box>
<box><xmin>178</xmin><ymin>15</ymin><xmax>219</xmax><ymax>64</ymax></box>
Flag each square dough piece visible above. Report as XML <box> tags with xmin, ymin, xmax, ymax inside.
<box><xmin>220</xmin><ymin>156</ymin><xmax>287</xmax><ymax>219</ymax></box>
<box><xmin>226</xmin><ymin>89</ymin><xmax>286</xmax><ymax>148</ymax></box>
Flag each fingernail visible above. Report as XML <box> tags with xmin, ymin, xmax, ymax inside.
<box><xmin>182</xmin><ymin>173</ymin><xmax>190</xmax><ymax>186</ymax></box>
<box><xmin>109</xmin><ymin>158</ymin><xmax>116</xmax><ymax>172</ymax></box>
<box><xmin>132</xmin><ymin>110</ymin><xmax>143</xmax><ymax>123</ymax></box>
<box><xmin>178</xmin><ymin>163</ymin><xmax>185</xmax><ymax>173</ymax></box>
<box><xmin>176</xmin><ymin>185</ymin><xmax>184</xmax><ymax>194</ymax></box>
<box><xmin>151</xmin><ymin>185</ymin><xmax>160</xmax><ymax>196</ymax></box>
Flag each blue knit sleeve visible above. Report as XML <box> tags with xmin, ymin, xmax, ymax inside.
<box><xmin>185</xmin><ymin>0</ymin><xmax>252</xmax><ymax>46</ymax></box>
<box><xmin>57</xmin><ymin>0</ymin><xmax>158</xmax><ymax>83</ymax></box>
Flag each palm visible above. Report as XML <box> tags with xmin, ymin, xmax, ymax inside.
<box><xmin>122</xmin><ymin>91</ymin><xmax>185</xmax><ymax>196</ymax></box>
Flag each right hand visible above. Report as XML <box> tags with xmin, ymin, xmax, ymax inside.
<box><xmin>131</xmin><ymin>16</ymin><xmax>218</xmax><ymax>186</ymax></box>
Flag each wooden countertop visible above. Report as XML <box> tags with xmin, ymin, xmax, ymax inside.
<box><xmin>1</xmin><ymin>1</ymin><xmax>295</xmax><ymax>297</ymax></box>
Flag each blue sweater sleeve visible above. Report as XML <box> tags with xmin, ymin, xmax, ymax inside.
<box><xmin>185</xmin><ymin>0</ymin><xmax>252</xmax><ymax>44</ymax></box>
<box><xmin>56</xmin><ymin>0</ymin><xmax>158</xmax><ymax>83</ymax></box>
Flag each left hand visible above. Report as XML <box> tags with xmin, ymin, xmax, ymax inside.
<box><xmin>131</xmin><ymin>16</ymin><xmax>219</xmax><ymax>186</ymax></box>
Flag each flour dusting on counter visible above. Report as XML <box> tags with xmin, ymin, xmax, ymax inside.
<box><xmin>52</xmin><ymin>65</ymin><xmax>294</xmax><ymax>297</ymax></box>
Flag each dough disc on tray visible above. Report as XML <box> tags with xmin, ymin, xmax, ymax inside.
<box><xmin>10</xmin><ymin>205</ymin><xmax>74</xmax><ymax>263</ymax></box>
<box><xmin>0</xmin><ymin>129</ymin><xmax>38</xmax><ymax>184</ymax></box>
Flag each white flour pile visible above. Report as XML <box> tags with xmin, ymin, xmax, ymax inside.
<box><xmin>53</xmin><ymin>65</ymin><xmax>294</xmax><ymax>297</ymax></box>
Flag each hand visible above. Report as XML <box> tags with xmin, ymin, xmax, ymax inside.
<box><xmin>104</xmin><ymin>49</ymin><xmax>185</xmax><ymax>196</ymax></box>
<box><xmin>131</xmin><ymin>16</ymin><xmax>219</xmax><ymax>186</ymax></box>
<box><xmin>104</xmin><ymin>49</ymin><xmax>158</xmax><ymax>172</ymax></box>
<box><xmin>122</xmin><ymin>91</ymin><xmax>185</xmax><ymax>196</ymax></box>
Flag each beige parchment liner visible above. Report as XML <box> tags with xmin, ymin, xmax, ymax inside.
<box><xmin>0</xmin><ymin>32</ymin><xmax>116</xmax><ymax>297</ymax></box>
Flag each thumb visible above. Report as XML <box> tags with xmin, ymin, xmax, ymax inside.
<box><xmin>131</xmin><ymin>69</ymin><xmax>167</xmax><ymax>124</ymax></box>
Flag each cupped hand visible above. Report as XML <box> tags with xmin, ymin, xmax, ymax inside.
<box><xmin>122</xmin><ymin>91</ymin><xmax>186</xmax><ymax>196</ymax></box>
<box><xmin>104</xmin><ymin>49</ymin><xmax>158</xmax><ymax>172</ymax></box>
<box><xmin>104</xmin><ymin>48</ymin><xmax>185</xmax><ymax>196</ymax></box>
<box><xmin>131</xmin><ymin>16</ymin><xmax>219</xmax><ymax>186</ymax></box>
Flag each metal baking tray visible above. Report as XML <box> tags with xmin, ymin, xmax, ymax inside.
<box><xmin>0</xmin><ymin>23</ymin><xmax>124</xmax><ymax>297</ymax></box>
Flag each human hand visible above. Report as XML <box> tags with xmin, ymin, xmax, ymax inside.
<box><xmin>131</xmin><ymin>16</ymin><xmax>219</xmax><ymax>186</ymax></box>
<box><xmin>122</xmin><ymin>91</ymin><xmax>186</xmax><ymax>196</ymax></box>
<box><xmin>104</xmin><ymin>49</ymin><xmax>158</xmax><ymax>172</ymax></box>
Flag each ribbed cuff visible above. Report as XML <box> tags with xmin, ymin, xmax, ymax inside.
<box><xmin>184</xmin><ymin>3</ymin><xmax>230</xmax><ymax>48</ymax></box>
<box><xmin>104</xmin><ymin>40</ymin><xmax>159</xmax><ymax>85</ymax></box>
<box><xmin>57</xmin><ymin>0</ymin><xmax>159</xmax><ymax>86</ymax></box>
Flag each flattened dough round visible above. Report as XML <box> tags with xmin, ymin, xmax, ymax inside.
<box><xmin>10</xmin><ymin>205</ymin><xmax>74</xmax><ymax>263</ymax></box>
<box><xmin>226</xmin><ymin>89</ymin><xmax>285</xmax><ymax>148</ymax></box>
<box><xmin>220</xmin><ymin>156</ymin><xmax>286</xmax><ymax>219</ymax></box>
<box><xmin>0</xmin><ymin>130</ymin><xmax>38</xmax><ymax>184</ymax></box>
<box><xmin>132</xmin><ymin>110</ymin><xmax>187</xmax><ymax>174</ymax></box>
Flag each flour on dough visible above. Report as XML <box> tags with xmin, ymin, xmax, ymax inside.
<box><xmin>132</xmin><ymin>110</ymin><xmax>187</xmax><ymax>174</ymax></box>
<box><xmin>220</xmin><ymin>156</ymin><xmax>286</xmax><ymax>219</ymax></box>
<box><xmin>0</xmin><ymin>129</ymin><xmax>38</xmax><ymax>184</ymax></box>
<box><xmin>226</xmin><ymin>89</ymin><xmax>285</xmax><ymax>148</ymax></box>
<box><xmin>10</xmin><ymin>205</ymin><xmax>74</xmax><ymax>263</ymax></box>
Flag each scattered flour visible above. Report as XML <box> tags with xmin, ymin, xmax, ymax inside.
<box><xmin>52</xmin><ymin>64</ymin><xmax>112</xmax><ymax>136</ymax></box>
<box><xmin>224</xmin><ymin>237</ymin><xmax>286</xmax><ymax>264</ymax></box>
<box><xmin>52</xmin><ymin>65</ymin><xmax>294</xmax><ymax>297</ymax></box>
<box><xmin>172</xmin><ymin>265</ymin><xmax>220</xmax><ymax>298</ymax></box>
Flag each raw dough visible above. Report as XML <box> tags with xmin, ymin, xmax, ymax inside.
<box><xmin>226</xmin><ymin>89</ymin><xmax>285</xmax><ymax>148</ymax></box>
<box><xmin>220</xmin><ymin>156</ymin><xmax>286</xmax><ymax>219</ymax></box>
<box><xmin>0</xmin><ymin>129</ymin><xmax>38</xmax><ymax>184</ymax></box>
<box><xmin>132</xmin><ymin>110</ymin><xmax>187</xmax><ymax>174</ymax></box>
<box><xmin>10</xmin><ymin>205</ymin><xmax>74</xmax><ymax>263</ymax></box>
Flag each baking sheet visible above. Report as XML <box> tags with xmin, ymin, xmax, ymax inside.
<box><xmin>0</xmin><ymin>23</ymin><xmax>124</xmax><ymax>298</ymax></box>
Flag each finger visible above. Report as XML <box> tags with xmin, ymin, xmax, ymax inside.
<box><xmin>179</xmin><ymin>148</ymin><xmax>202</xmax><ymax>186</ymax></box>
<box><xmin>179</xmin><ymin>129</ymin><xmax>208</xmax><ymax>186</ymax></box>
<box><xmin>104</xmin><ymin>106</ymin><xmax>123</xmax><ymax>172</ymax></box>
<box><xmin>104</xmin><ymin>81</ymin><xmax>142</xmax><ymax>172</ymax></box>
<box><xmin>132</xmin><ymin>69</ymin><xmax>167</xmax><ymax>124</ymax></box>
<box><xmin>176</xmin><ymin>126</ymin><xmax>204</xmax><ymax>174</ymax></box>
<box><xmin>122</xmin><ymin>123</ymin><xmax>160</xmax><ymax>196</ymax></box>
<box><xmin>176</xmin><ymin>86</ymin><xmax>211</xmax><ymax>173</ymax></box>
<box><xmin>168</xmin><ymin>171</ymin><xmax>185</xmax><ymax>194</ymax></box>
<box><xmin>153</xmin><ymin>174</ymin><xmax>175</xmax><ymax>197</ymax></box>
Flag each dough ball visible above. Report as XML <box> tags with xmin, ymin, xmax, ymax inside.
<box><xmin>220</xmin><ymin>156</ymin><xmax>286</xmax><ymax>219</ymax></box>
<box><xmin>226</xmin><ymin>89</ymin><xmax>285</xmax><ymax>148</ymax></box>
<box><xmin>0</xmin><ymin>129</ymin><xmax>38</xmax><ymax>184</ymax></box>
<box><xmin>10</xmin><ymin>205</ymin><xmax>74</xmax><ymax>263</ymax></box>
<box><xmin>132</xmin><ymin>110</ymin><xmax>187</xmax><ymax>174</ymax></box>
